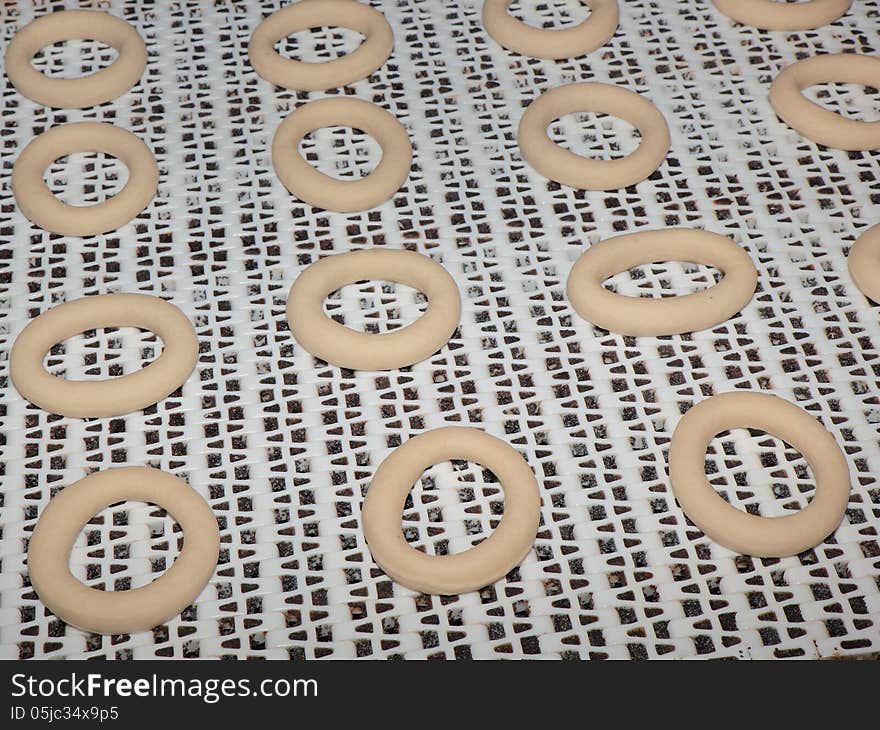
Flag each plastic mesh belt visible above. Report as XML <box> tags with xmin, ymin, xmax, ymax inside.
<box><xmin>1</xmin><ymin>0</ymin><xmax>879</xmax><ymax>660</ymax></box>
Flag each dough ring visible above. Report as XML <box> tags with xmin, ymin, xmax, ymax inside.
<box><xmin>769</xmin><ymin>54</ymin><xmax>880</xmax><ymax>151</ymax></box>
<box><xmin>249</xmin><ymin>0</ymin><xmax>393</xmax><ymax>91</ymax></box>
<box><xmin>361</xmin><ymin>427</ymin><xmax>541</xmax><ymax>595</ymax></box>
<box><xmin>286</xmin><ymin>249</ymin><xmax>460</xmax><ymax>370</ymax></box>
<box><xmin>482</xmin><ymin>0</ymin><xmax>618</xmax><ymax>60</ymax></box>
<box><xmin>669</xmin><ymin>392</ymin><xmax>851</xmax><ymax>558</ymax></box>
<box><xmin>848</xmin><ymin>223</ymin><xmax>880</xmax><ymax>302</ymax></box>
<box><xmin>712</xmin><ymin>0</ymin><xmax>851</xmax><ymax>31</ymax></box>
<box><xmin>272</xmin><ymin>97</ymin><xmax>412</xmax><ymax>212</ymax></box>
<box><xmin>12</xmin><ymin>122</ymin><xmax>159</xmax><ymax>236</ymax></box>
<box><xmin>566</xmin><ymin>228</ymin><xmax>758</xmax><ymax>336</ymax></box>
<box><xmin>28</xmin><ymin>467</ymin><xmax>219</xmax><ymax>635</ymax></box>
<box><xmin>518</xmin><ymin>82</ymin><xmax>670</xmax><ymax>190</ymax></box>
<box><xmin>11</xmin><ymin>293</ymin><xmax>198</xmax><ymax>419</ymax></box>
<box><xmin>5</xmin><ymin>9</ymin><xmax>147</xmax><ymax>108</ymax></box>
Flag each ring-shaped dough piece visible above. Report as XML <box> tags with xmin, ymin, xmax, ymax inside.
<box><xmin>362</xmin><ymin>427</ymin><xmax>541</xmax><ymax>595</ymax></box>
<box><xmin>519</xmin><ymin>82</ymin><xmax>670</xmax><ymax>190</ymax></box>
<box><xmin>248</xmin><ymin>0</ymin><xmax>393</xmax><ymax>91</ymax></box>
<box><xmin>848</xmin><ymin>224</ymin><xmax>880</xmax><ymax>302</ymax></box>
<box><xmin>567</xmin><ymin>228</ymin><xmax>757</xmax><ymax>336</ymax></box>
<box><xmin>5</xmin><ymin>10</ymin><xmax>147</xmax><ymax>108</ymax></box>
<box><xmin>286</xmin><ymin>249</ymin><xmax>461</xmax><ymax>370</ymax></box>
<box><xmin>669</xmin><ymin>392</ymin><xmax>851</xmax><ymax>558</ymax></box>
<box><xmin>482</xmin><ymin>0</ymin><xmax>619</xmax><ymax>60</ymax></box>
<box><xmin>12</xmin><ymin>122</ymin><xmax>159</xmax><ymax>236</ymax></box>
<box><xmin>28</xmin><ymin>467</ymin><xmax>219</xmax><ymax>635</ymax></box>
<box><xmin>272</xmin><ymin>97</ymin><xmax>412</xmax><ymax>212</ymax></box>
<box><xmin>712</xmin><ymin>0</ymin><xmax>851</xmax><ymax>31</ymax></box>
<box><xmin>769</xmin><ymin>54</ymin><xmax>880</xmax><ymax>151</ymax></box>
<box><xmin>11</xmin><ymin>293</ymin><xmax>198</xmax><ymax>418</ymax></box>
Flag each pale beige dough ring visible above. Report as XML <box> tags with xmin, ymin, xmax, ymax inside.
<box><xmin>848</xmin><ymin>223</ymin><xmax>880</xmax><ymax>302</ymax></box>
<box><xmin>28</xmin><ymin>467</ymin><xmax>220</xmax><ymax>635</ymax></box>
<box><xmin>769</xmin><ymin>54</ymin><xmax>880</xmax><ymax>151</ymax></box>
<box><xmin>712</xmin><ymin>0</ymin><xmax>851</xmax><ymax>31</ymax></box>
<box><xmin>567</xmin><ymin>228</ymin><xmax>757</xmax><ymax>336</ymax></box>
<box><xmin>519</xmin><ymin>82</ymin><xmax>670</xmax><ymax>190</ymax></box>
<box><xmin>5</xmin><ymin>9</ymin><xmax>147</xmax><ymax>109</ymax></box>
<box><xmin>482</xmin><ymin>0</ymin><xmax>618</xmax><ymax>60</ymax></box>
<box><xmin>248</xmin><ymin>0</ymin><xmax>393</xmax><ymax>91</ymax></box>
<box><xmin>10</xmin><ymin>293</ymin><xmax>198</xmax><ymax>419</ymax></box>
<box><xmin>286</xmin><ymin>249</ymin><xmax>460</xmax><ymax>370</ymax></box>
<box><xmin>5</xmin><ymin>10</ymin><xmax>147</xmax><ymax>109</ymax></box>
<box><xmin>669</xmin><ymin>392</ymin><xmax>851</xmax><ymax>558</ymax></box>
<box><xmin>12</xmin><ymin>122</ymin><xmax>159</xmax><ymax>236</ymax></box>
<box><xmin>362</xmin><ymin>427</ymin><xmax>541</xmax><ymax>595</ymax></box>
<box><xmin>272</xmin><ymin>97</ymin><xmax>412</xmax><ymax>212</ymax></box>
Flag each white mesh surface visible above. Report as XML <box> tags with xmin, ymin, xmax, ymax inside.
<box><xmin>1</xmin><ymin>0</ymin><xmax>879</xmax><ymax>660</ymax></box>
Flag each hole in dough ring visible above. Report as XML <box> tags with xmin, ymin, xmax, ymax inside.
<box><xmin>566</xmin><ymin>228</ymin><xmax>757</xmax><ymax>336</ymax></box>
<box><xmin>848</xmin><ymin>223</ymin><xmax>880</xmax><ymax>302</ymax></box>
<box><xmin>769</xmin><ymin>53</ymin><xmax>880</xmax><ymax>151</ymax></box>
<box><xmin>11</xmin><ymin>293</ymin><xmax>198</xmax><ymax>419</ymax></box>
<box><xmin>272</xmin><ymin>97</ymin><xmax>412</xmax><ymax>213</ymax></box>
<box><xmin>482</xmin><ymin>0</ymin><xmax>619</xmax><ymax>60</ymax></box>
<box><xmin>286</xmin><ymin>249</ymin><xmax>461</xmax><ymax>371</ymax></box>
<box><xmin>5</xmin><ymin>10</ymin><xmax>147</xmax><ymax>109</ymax></box>
<box><xmin>518</xmin><ymin>82</ymin><xmax>670</xmax><ymax>190</ymax></box>
<box><xmin>712</xmin><ymin>0</ymin><xmax>851</xmax><ymax>31</ymax></box>
<box><xmin>669</xmin><ymin>392</ymin><xmax>851</xmax><ymax>558</ymax></box>
<box><xmin>12</xmin><ymin>122</ymin><xmax>159</xmax><ymax>236</ymax></box>
<box><xmin>362</xmin><ymin>427</ymin><xmax>541</xmax><ymax>595</ymax></box>
<box><xmin>248</xmin><ymin>0</ymin><xmax>393</xmax><ymax>91</ymax></box>
<box><xmin>28</xmin><ymin>467</ymin><xmax>220</xmax><ymax>635</ymax></box>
